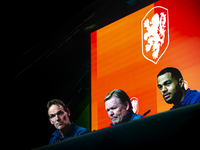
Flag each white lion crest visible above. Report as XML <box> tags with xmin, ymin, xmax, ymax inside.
<box><xmin>143</xmin><ymin>12</ymin><xmax>166</xmax><ymax>59</ymax></box>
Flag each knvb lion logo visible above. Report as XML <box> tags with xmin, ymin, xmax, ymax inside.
<box><xmin>141</xmin><ymin>6</ymin><xmax>169</xmax><ymax>64</ymax></box>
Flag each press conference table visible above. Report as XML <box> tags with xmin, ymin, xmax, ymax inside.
<box><xmin>33</xmin><ymin>103</ymin><xmax>200</xmax><ymax>150</ymax></box>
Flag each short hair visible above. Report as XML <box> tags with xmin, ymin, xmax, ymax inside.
<box><xmin>157</xmin><ymin>67</ymin><xmax>183</xmax><ymax>80</ymax></box>
<box><xmin>47</xmin><ymin>99</ymin><xmax>68</xmax><ymax>112</ymax></box>
<box><xmin>104</xmin><ymin>89</ymin><xmax>133</xmax><ymax>109</ymax></box>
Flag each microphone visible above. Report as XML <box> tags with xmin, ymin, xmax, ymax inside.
<box><xmin>143</xmin><ymin>110</ymin><xmax>151</xmax><ymax>116</ymax></box>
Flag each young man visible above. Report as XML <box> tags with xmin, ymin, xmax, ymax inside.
<box><xmin>104</xmin><ymin>89</ymin><xmax>143</xmax><ymax>126</ymax></box>
<box><xmin>47</xmin><ymin>99</ymin><xmax>89</xmax><ymax>144</ymax></box>
<box><xmin>157</xmin><ymin>67</ymin><xmax>200</xmax><ymax>110</ymax></box>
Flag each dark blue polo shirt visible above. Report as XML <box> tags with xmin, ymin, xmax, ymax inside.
<box><xmin>170</xmin><ymin>88</ymin><xmax>200</xmax><ymax>110</ymax></box>
<box><xmin>49</xmin><ymin>122</ymin><xmax>89</xmax><ymax>144</ymax></box>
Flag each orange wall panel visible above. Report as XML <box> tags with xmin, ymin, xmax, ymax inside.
<box><xmin>91</xmin><ymin>0</ymin><xmax>200</xmax><ymax>131</ymax></box>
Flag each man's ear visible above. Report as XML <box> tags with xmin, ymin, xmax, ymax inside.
<box><xmin>66</xmin><ymin>108</ymin><xmax>70</xmax><ymax>117</ymax></box>
<box><xmin>124</xmin><ymin>101</ymin><xmax>130</xmax><ymax>111</ymax></box>
<box><xmin>179</xmin><ymin>78</ymin><xmax>184</xmax><ymax>88</ymax></box>
<box><xmin>49</xmin><ymin>118</ymin><xmax>53</xmax><ymax>125</ymax></box>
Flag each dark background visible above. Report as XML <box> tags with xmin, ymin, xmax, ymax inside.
<box><xmin>13</xmin><ymin>1</ymin><xmax>96</xmax><ymax>149</ymax></box>
<box><xmin>13</xmin><ymin>0</ymin><xmax>156</xmax><ymax>149</ymax></box>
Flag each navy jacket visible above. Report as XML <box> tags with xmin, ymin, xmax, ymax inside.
<box><xmin>170</xmin><ymin>88</ymin><xmax>200</xmax><ymax>110</ymax></box>
<box><xmin>49</xmin><ymin>122</ymin><xmax>89</xmax><ymax>144</ymax></box>
<box><xmin>110</xmin><ymin>110</ymin><xmax>143</xmax><ymax>126</ymax></box>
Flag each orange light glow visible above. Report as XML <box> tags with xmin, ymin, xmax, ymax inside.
<box><xmin>91</xmin><ymin>0</ymin><xmax>200</xmax><ymax>131</ymax></box>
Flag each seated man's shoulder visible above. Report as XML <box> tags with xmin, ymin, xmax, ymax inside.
<box><xmin>193</xmin><ymin>92</ymin><xmax>200</xmax><ymax>102</ymax></box>
<box><xmin>49</xmin><ymin>131</ymin><xmax>59</xmax><ymax>144</ymax></box>
<box><xmin>73</xmin><ymin>124</ymin><xmax>89</xmax><ymax>135</ymax></box>
<box><xmin>131</xmin><ymin>113</ymin><xmax>143</xmax><ymax>121</ymax></box>
<box><xmin>190</xmin><ymin>90</ymin><xmax>200</xmax><ymax>102</ymax></box>
<box><xmin>134</xmin><ymin>114</ymin><xmax>143</xmax><ymax>119</ymax></box>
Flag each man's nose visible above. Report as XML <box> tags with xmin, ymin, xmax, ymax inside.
<box><xmin>109</xmin><ymin>110</ymin><xmax>114</xmax><ymax>117</ymax></box>
<box><xmin>162</xmin><ymin>86</ymin><xmax>168</xmax><ymax>93</ymax></box>
<box><xmin>55</xmin><ymin>115</ymin><xmax>61</xmax><ymax>121</ymax></box>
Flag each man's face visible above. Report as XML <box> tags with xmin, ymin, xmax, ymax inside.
<box><xmin>48</xmin><ymin>105</ymin><xmax>71</xmax><ymax>130</ymax></box>
<box><xmin>157</xmin><ymin>72</ymin><xmax>181</xmax><ymax>104</ymax></box>
<box><xmin>105</xmin><ymin>96</ymin><xmax>128</xmax><ymax>125</ymax></box>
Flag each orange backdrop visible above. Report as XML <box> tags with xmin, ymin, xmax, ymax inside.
<box><xmin>91</xmin><ymin>0</ymin><xmax>200</xmax><ymax>131</ymax></box>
